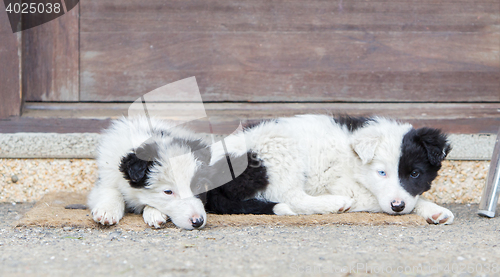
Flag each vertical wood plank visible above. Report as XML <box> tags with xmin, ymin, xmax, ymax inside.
<box><xmin>0</xmin><ymin>5</ymin><xmax>21</xmax><ymax>119</ymax></box>
<box><xmin>23</xmin><ymin>4</ymin><xmax>79</xmax><ymax>102</ymax></box>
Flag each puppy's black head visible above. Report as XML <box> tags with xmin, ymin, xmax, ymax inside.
<box><xmin>119</xmin><ymin>142</ymin><xmax>159</xmax><ymax>188</ymax></box>
<box><xmin>398</xmin><ymin>128</ymin><xmax>451</xmax><ymax>196</ymax></box>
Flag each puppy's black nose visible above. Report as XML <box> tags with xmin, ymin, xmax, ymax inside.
<box><xmin>191</xmin><ymin>217</ymin><xmax>204</xmax><ymax>228</ymax></box>
<box><xmin>391</xmin><ymin>200</ymin><xmax>405</xmax><ymax>212</ymax></box>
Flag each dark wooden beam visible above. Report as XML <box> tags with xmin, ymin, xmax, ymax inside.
<box><xmin>22</xmin><ymin>4</ymin><xmax>79</xmax><ymax>101</ymax></box>
<box><xmin>0</xmin><ymin>7</ymin><xmax>21</xmax><ymax>119</ymax></box>
<box><xmin>3</xmin><ymin>102</ymin><xmax>499</xmax><ymax>134</ymax></box>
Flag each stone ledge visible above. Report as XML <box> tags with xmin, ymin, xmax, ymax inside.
<box><xmin>0</xmin><ymin>133</ymin><xmax>496</xmax><ymax>160</ymax></box>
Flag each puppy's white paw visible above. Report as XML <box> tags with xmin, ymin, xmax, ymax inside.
<box><xmin>143</xmin><ymin>206</ymin><xmax>168</xmax><ymax>228</ymax></box>
<box><xmin>417</xmin><ymin>204</ymin><xmax>454</xmax><ymax>225</ymax></box>
<box><xmin>273</xmin><ymin>203</ymin><xmax>297</xmax><ymax>216</ymax></box>
<box><xmin>91</xmin><ymin>206</ymin><xmax>124</xmax><ymax>226</ymax></box>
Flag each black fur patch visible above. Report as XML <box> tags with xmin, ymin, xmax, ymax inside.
<box><xmin>398</xmin><ymin>128</ymin><xmax>451</xmax><ymax>196</ymax></box>
<box><xmin>203</xmin><ymin>152</ymin><xmax>277</xmax><ymax>215</ymax></box>
<box><xmin>119</xmin><ymin>152</ymin><xmax>155</xmax><ymax>188</ymax></box>
<box><xmin>150</xmin><ymin>125</ymin><xmax>211</xmax><ymax>163</ymax></box>
<box><xmin>171</xmin><ymin>137</ymin><xmax>211</xmax><ymax>164</ymax></box>
<box><xmin>334</xmin><ymin>116</ymin><xmax>374</xmax><ymax>132</ymax></box>
<box><xmin>119</xmin><ymin>142</ymin><xmax>160</xmax><ymax>188</ymax></box>
<box><xmin>120</xmin><ymin>136</ymin><xmax>211</xmax><ymax>189</ymax></box>
<box><xmin>243</xmin><ymin>119</ymin><xmax>279</xmax><ymax>131</ymax></box>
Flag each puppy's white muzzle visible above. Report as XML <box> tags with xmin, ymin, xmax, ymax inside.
<box><xmin>167</xmin><ymin>197</ymin><xmax>207</xmax><ymax>230</ymax></box>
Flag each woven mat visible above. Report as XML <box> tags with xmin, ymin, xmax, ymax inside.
<box><xmin>14</xmin><ymin>192</ymin><xmax>426</xmax><ymax>231</ymax></box>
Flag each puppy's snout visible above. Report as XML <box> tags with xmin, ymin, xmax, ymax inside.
<box><xmin>391</xmin><ymin>200</ymin><xmax>405</xmax><ymax>212</ymax></box>
<box><xmin>190</xmin><ymin>216</ymin><xmax>204</xmax><ymax>228</ymax></box>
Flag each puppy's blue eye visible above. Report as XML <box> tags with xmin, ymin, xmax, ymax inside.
<box><xmin>164</xmin><ymin>190</ymin><xmax>173</xmax><ymax>195</ymax></box>
<box><xmin>377</xmin><ymin>170</ymin><xmax>386</xmax><ymax>177</ymax></box>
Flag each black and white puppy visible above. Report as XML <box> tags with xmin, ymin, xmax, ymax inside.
<box><xmin>87</xmin><ymin>117</ymin><xmax>210</xmax><ymax>230</ymax></box>
<box><xmin>205</xmin><ymin>115</ymin><xmax>454</xmax><ymax>224</ymax></box>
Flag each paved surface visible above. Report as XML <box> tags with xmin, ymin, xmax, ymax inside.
<box><xmin>1</xmin><ymin>203</ymin><xmax>500</xmax><ymax>277</ymax></box>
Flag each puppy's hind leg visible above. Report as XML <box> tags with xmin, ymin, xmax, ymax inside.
<box><xmin>280</xmin><ymin>190</ymin><xmax>353</xmax><ymax>215</ymax></box>
<box><xmin>87</xmin><ymin>184</ymin><xmax>125</xmax><ymax>226</ymax></box>
<box><xmin>272</xmin><ymin>203</ymin><xmax>296</xmax><ymax>216</ymax></box>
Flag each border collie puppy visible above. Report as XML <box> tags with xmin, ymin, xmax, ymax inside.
<box><xmin>87</xmin><ymin>117</ymin><xmax>209</xmax><ymax>230</ymax></box>
<box><xmin>205</xmin><ymin>115</ymin><xmax>454</xmax><ymax>224</ymax></box>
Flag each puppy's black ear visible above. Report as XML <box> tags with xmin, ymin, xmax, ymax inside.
<box><xmin>119</xmin><ymin>152</ymin><xmax>153</xmax><ymax>188</ymax></box>
<box><xmin>416</xmin><ymin>128</ymin><xmax>451</xmax><ymax>167</ymax></box>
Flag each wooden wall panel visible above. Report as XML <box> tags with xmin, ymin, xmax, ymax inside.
<box><xmin>23</xmin><ymin>5</ymin><xmax>79</xmax><ymax>102</ymax></box>
<box><xmin>0</xmin><ymin>7</ymin><xmax>21</xmax><ymax>119</ymax></box>
<box><xmin>80</xmin><ymin>0</ymin><xmax>498</xmax><ymax>33</ymax></box>
<box><xmin>80</xmin><ymin>0</ymin><xmax>500</xmax><ymax>102</ymax></box>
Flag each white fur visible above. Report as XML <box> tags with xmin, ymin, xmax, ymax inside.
<box><xmin>211</xmin><ymin>115</ymin><xmax>454</xmax><ymax>224</ymax></box>
<box><xmin>87</xmin><ymin>117</ymin><xmax>207</xmax><ymax>230</ymax></box>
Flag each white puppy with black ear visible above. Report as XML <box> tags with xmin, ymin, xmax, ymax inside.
<box><xmin>87</xmin><ymin>117</ymin><xmax>209</xmax><ymax>230</ymax></box>
<box><xmin>206</xmin><ymin>115</ymin><xmax>454</xmax><ymax>224</ymax></box>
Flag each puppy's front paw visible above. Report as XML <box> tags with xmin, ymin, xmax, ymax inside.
<box><xmin>418</xmin><ymin>204</ymin><xmax>454</xmax><ymax>225</ymax></box>
<box><xmin>91</xmin><ymin>206</ymin><xmax>124</xmax><ymax>226</ymax></box>
<box><xmin>143</xmin><ymin>206</ymin><xmax>167</xmax><ymax>228</ymax></box>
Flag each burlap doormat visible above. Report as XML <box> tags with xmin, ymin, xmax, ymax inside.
<box><xmin>14</xmin><ymin>192</ymin><xmax>427</xmax><ymax>231</ymax></box>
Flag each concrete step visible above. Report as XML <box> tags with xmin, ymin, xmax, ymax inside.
<box><xmin>0</xmin><ymin>132</ymin><xmax>496</xmax><ymax>160</ymax></box>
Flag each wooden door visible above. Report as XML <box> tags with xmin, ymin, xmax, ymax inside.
<box><xmin>2</xmin><ymin>0</ymin><xmax>499</xmax><ymax>134</ymax></box>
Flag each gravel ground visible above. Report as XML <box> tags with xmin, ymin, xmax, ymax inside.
<box><xmin>1</xmin><ymin>203</ymin><xmax>500</xmax><ymax>277</ymax></box>
<box><xmin>0</xmin><ymin>159</ymin><xmax>491</xmax><ymax>204</ymax></box>
<box><xmin>0</xmin><ymin>159</ymin><xmax>97</xmax><ymax>202</ymax></box>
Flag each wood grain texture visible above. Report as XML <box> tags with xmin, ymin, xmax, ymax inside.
<box><xmin>15</xmin><ymin>102</ymin><xmax>500</xmax><ymax>134</ymax></box>
<box><xmin>81</xmin><ymin>69</ymin><xmax>500</xmax><ymax>102</ymax></box>
<box><xmin>79</xmin><ymin>0</ymin><xmax>500</xmax><ymax>102</ymax></box>
<box><xmin>0</xmin><ymin>117</ymin><xmax>111</xmax><ymax>133</ymax></box>
<box><xmin>22</xmin><ymin>102</ymin><xmax>500</xmax><ymax>120</ymax></box>
<box><xmin>80</xmin><ymin>0</ymin><xmax>498</xmax><ymax>33</ymax></box>
<box><xmin>0</xmin><ymin>8</ymin><xmax>21</xmax><ymax>119</ymax></box>
<box><xmin>23</xmin><ymin>4</ymin><xmax>79</xmax><ymax>101</ymax></box>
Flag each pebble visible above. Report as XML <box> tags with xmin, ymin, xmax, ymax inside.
<box><xmin>11</xmin><ymin>175</ymin><xmax>18</xmax><ymax>183</ymax></box>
